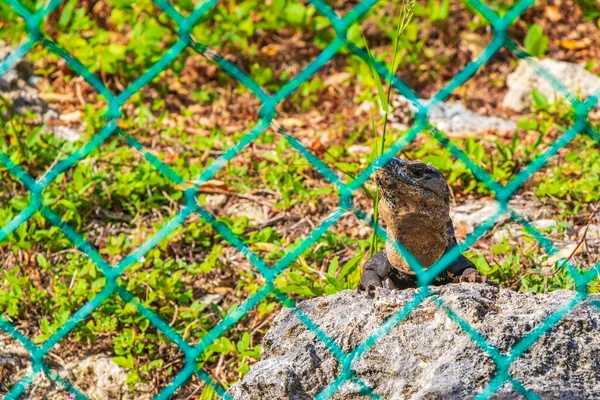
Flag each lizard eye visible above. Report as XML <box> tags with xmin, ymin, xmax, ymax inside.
<box><xmin>410</xmin><ymin>167</ymin><xmax>428</xmax><ymax>178</ymax></box>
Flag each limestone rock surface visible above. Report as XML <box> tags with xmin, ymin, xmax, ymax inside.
<box><xmin>229</xmin><ymin>284</ymin><xmax>600</xmax><ymax>400</ymax></box>
<box><xmin>0</xmin><ymin>336</ymin><xmax>153</xmax><ymax>400</ymax></box>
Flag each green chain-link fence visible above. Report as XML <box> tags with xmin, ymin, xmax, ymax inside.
<box><xmin>0</xmin><ymin>0</ymin><xmax>599</xmax><ymax>398</ymax></box>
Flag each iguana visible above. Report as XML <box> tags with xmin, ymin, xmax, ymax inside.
<box><xmin>358</xmin><ymin>157</ymin><xmax>490</xmax><ymax>292</ymax></box>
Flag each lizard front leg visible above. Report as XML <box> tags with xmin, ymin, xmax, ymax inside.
<box><xmin>358</xmin><ymin>250</ymin><xmax>392</xmax><ymax>296</ymax></box>
<box><xmin>458</xmin><ymin>268</ymin><xmax>493</xmax><ymax>284</ymax></box>
<box><xmin>445</xmin><ymin>221</ymin><xmax>497</xmax><ymax>286</ymax></box>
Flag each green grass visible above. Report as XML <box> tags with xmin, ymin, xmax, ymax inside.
<box><xmin>2</xmin><ymin>85</ymin><xmax>599</xmax><ymax>396</ymax></box>
<box><xmin>1</xmin><ymin>0</ymin><xmax>600</xmax><ymax>397</ymax></box>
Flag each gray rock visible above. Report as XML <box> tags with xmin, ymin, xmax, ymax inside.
<box><xmin>53</xmin><ymin>125</ymin><xmax>82</xmax><ymax>142</ymax></box>
<box><xmin>0</xmin><ymin>335</ymin><xmax>30</xmax><ymax>393</ymax></box>
<box><xmin>427</xmin><ymin>101</ymin><xmax>517</xmax><ymax>134</ymax></box>
<box><xmin>0</xmin><ymin>41</ymin><xmax>34</xmax><ymax>91</ymax></box>
<box><xmin>0</xmin><ymin>41</ymin><xmax>52</xmax><ymax>121</ymax></box>
<box><xmin>54</xmin><ymin>355</ymin><xmax>154</xmax><ymax>400</ymax></box>
<box><xmin>229</xmin><ymin>285</ymin><xmax>600</xmax><ymax>399</ymax></box>
<box><xmin>0</xmin><ymin>333</ymin><xmax>153</xmax><ymax>399</ymax></box>
<box><xmin>388</xmin><ymin>95</ymin><xmax>516</xmax><ymax>135</ymax></box>
<box><xmin>225</xmin><ymin>201</ymin><xmax>267</xmax><ymax>225</ymax></box>
<box><xmin>0</xmin><ymin>41</ymin><xmax>83</xmax><ymax>141</ymax></box>
<box><xmin>503</xmin><ymin>59</ymin><xmax>600</xmax><ymax>112</ymax></box>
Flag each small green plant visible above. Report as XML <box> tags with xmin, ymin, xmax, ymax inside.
<box><xmin>524</xmin><ymin>24</ymin><xmax>549</xmax><ymax>57</ymax></box>
<box><xmin>575</xmin><ymin>0</ymin><xmax>600</xmax><ymax>22</ymax></box>
<box><xmin>413</xmin><ymin>0</ymin><xmax>449</xmax><ymax>22</ymax></box>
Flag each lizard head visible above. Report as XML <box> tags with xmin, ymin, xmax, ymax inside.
<box><xmin>374</xmin><ymin>157</ymin><xmax>450</xmax><ymax>215</ymax></box>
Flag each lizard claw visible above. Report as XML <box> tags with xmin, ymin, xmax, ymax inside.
<box><xmin>459</xmin><ymin>268</ymin><xmax>498</xmax><ymax>287</ymax></box>
<box><xmin>357</xmin><ymin>283</ymin><xmax>378</xmax><ymax>298</ymax></box>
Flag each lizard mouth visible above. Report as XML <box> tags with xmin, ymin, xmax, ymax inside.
<box><xmin>374</xmin><ymin>158</ymin><xmax>413</xmax><ymax>185</ymax></box>
<box><xmin>374</xmin><ymin>158</ymin><xmax>446</xmax><ymax>202</ymax></box>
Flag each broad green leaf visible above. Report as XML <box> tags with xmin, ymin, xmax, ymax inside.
<box><xmin>524</xmin><ymin>24</ymin><xmax>549</xmax><ymax>57</ymax></box>
<box><xmin>531</xmin><ymin>89</ymin><xmax>549</xmax><ymax>109</ymax></box>
<box><xmin>58</xmin><ymin>0</ymin><xmax>77</xmax><ymax>29</ymax></box>
<box><xmin>327</xmin><ymin>256</ymin><xmax>339</xmax><ymax>277</ymax></box>
<box><xmin>112</xmin><ymin>354</ymin><xmax>134</xmax><ymax>369</ymax></box>
<box><xmin>237</xmin><ymin>332</ymin><xmax>250</xmax><ymax>353</ymax></box>
<box><xmin>284</xmin><ymin>3</ymin><xmax>307</xmax><ymax>25</ymax></box>
<box><xmin>347</xmin><ymin>24</ymin><xmax>363</xmax><ymax>46</ymax></box>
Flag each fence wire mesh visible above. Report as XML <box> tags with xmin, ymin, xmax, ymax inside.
<box><xmin>0</xmin><ymin>0</ymin><xmax>599</xmax><ymax>399</ymax></box>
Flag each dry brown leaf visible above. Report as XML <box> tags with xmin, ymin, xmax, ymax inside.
<box><xmin>59</xmin><ymin>111</ymin><xmax>82</xmax><ymax>122</ymax></box>
<box><xmin>163</xmin><ymin>152</ymin><xmax>179</xmax><ymax>164</ymax></box>
<box><xmin>213</xmin><ymin>287</ymin><xmax>232</xmax><ymax>295</ymax></box>
<box><xmin>280</xmin><ymin>118</ymin><xmax>305</xmax><ymax>128</ymax></box>
<box><xmin>38</xmin><ymin>92</ymin><xmax>73</xmax><ymax>102</ymax></box>
<box><xmin>175</xmin><ymin>179</ymin><xmax>230</xmax><ymax>192</ymax></box>
<box><xmin>543</xmin><ymin>242</ymin><xmax>582</xmax><ymax>267</ymax></box>
<box><xmin>459</xmin><ymin>32</ymin><xmax>488</xmax><ymax>59</ymax></box>
<box><xmin>323</xmin><ymin>72</ymin><xmax>353</xmax><ymax>86</ymax></box>
<box><xmin>251</xmin><ymin>242</ymin><xmax>278</xmax><ymax>252</ymax></box>
<box><xmin>556</xmin><ymin>38</ymin><xmax>591</xmax><ymax>50</ymax></box>
<box><xmin>200</xmin><ymin>180</ymin><xmax>230</xmax><ymax>191</ymax></box>
<box><xmin>545</xmin><ymin>5</ymin><xmax>562</xmax><ymax>22</ymax></box>
<box><xmin>261</xmin><ymin>44</ymin><xmax>281</xmax><ymax>56</ymax></box>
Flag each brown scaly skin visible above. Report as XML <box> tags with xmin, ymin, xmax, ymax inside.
<box><xmin>358</xmin><ymin>158</ymin><xmax>492</xmax><ymax>294</ymax></box>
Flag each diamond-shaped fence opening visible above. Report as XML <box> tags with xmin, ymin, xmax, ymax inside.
<box><xmin>0</xmin><ymin>219</ymin><xmax>107</xmax><ymax>342</ymax></box>
<box><xmin>199</xmin><ymin>129</ymin><xmax>338</xmax><ymax>250</ymax></box>
<box><xmin>116</xmin><ymin>216</ymin><xmax>274</xmax><ymax>348</ymax></box>
<box><xmin>192</xmin><ymin>0</ymin><xmax>339</xmax><ymax>94</ymax></box>
<box><xmin>0</xmin><ymin>47</ymin><xmax>108</xmax><ymax>177</ymax></box>
<box><xmin>40</xmin><ymin>293</ymin><xmax>188</xmax><ymax>400</ymax></box>
<box><xmin>115</xmin><ymin>58</ymin><xmax>263</xmax><ymax>179</ymax></box>
<box><xmin>1</xmin><ymin>0</ymin><xmax>600</xmax><ymax>398</ymax></box>
<box><xmin>42</xmin><ymin>1</ymin><xmax>180</xmax><ymax>91</ymax></box>
<box><xmin>272</xmin><ymin>210</ymin><xmax>372</xmax><ymax>299</ymax></box>
<box><xmin>31</xmin><ymin>135</ymin><xmax>186</xmax><ymax>264</ymax></box>
<box><xmin>356</xmin><ymin>0</ymin><xmax>499</xmax><ymax>99</ymax></box>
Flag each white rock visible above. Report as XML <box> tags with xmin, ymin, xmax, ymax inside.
<box><xmin>0</xmin><ymin>347</ymin><xmax>154</xmax><ymax>400</ymax></box>
<box><xmin>531</xmin><ymin>219</ymin><xmax>559</xmax><ymax>231</ymax></box>
<box><xmin>388</xmin><ymin>95</ymin><xmax>516</xmax><ymax>135</ymax></box>
<box><xmin>203</xmin><ymin>194</ymin><xmax>228</xmax><ymax>208</ymax></box>
<box><xmin>428</xmin><ymin>101</ymin><xmax>517</xmax><ymax>134</ymax></box>
<box><xmin>491</xmin><ymin>223</ymin><xmax>523</xmax><ymax>243</ymax></box>
<box><xmin>225</xmin><ymin>201</ymin><xmax>267</xmax><ymax>225</ymax></box>
<box><xmin>198</xmin><ymin>293</ymin><xmax>224</xmax><ymax>305</ymax></box>
<box><xmin>451</xmin><ymin>201</ymin><xmax>503</xmax><ymax>235</ymax></box>
<box><xmin>503</xmin><ymin>59</ymin><xmax>600</xmax><ymax>112</ymax></box>
<box><xmin>347</xmin><ymin>144</ymin><xmax>372</xmax><ymax>155</ymax></box>
<box><xmin>53</xmin><ymin>126</ymin><xmax>82</xmax><ymax>142</ymax></box>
